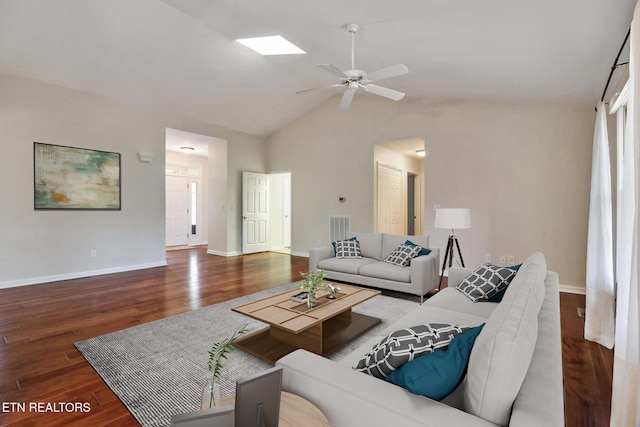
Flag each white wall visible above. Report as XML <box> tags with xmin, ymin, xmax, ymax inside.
<box><xmin>0</xmin><ymin>74</ymin><xmax>265</xmax><ymax>287</ymax></box>
<box><xmin>207</xmin><ymin>139</ymin><xmax>228</xmax><ymax>255</ymax></box>
<box><xmin>266</xmin><ymin>95</ymin><xmax>595</xmax><ymax>289</ymax></box>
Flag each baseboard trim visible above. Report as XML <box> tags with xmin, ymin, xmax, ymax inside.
<box><xmin>559</xmin><ymin>284</ymin><xmax>586</xmax><ymax>295</ymax></box>
<box><xmin>0</xmin><ymin>261</ymin><xmax>168</xmax><ymax>290</ymax></box>
<box><xmin>291</xmin><ymin>251</ymin><xmax>309</xmax><ymax>258</ymax></box>
<box><xmin>206</xmin><ymin>250</ymin><xmax>242</xmax><ymax>257</ymax></box>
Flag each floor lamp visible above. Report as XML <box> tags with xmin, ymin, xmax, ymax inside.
<box><xmin>435</xmin><ymin>208</ymin><xmax>471</xmax><ymax>291</ymax></box>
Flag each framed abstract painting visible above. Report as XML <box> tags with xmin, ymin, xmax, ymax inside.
<box><xmin>34</xmin><ymin>142</ymin><xmax>121</xmax><ymax>210</ymax></box>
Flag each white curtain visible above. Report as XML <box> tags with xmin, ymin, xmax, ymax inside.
<box><xmin>585</xmin><ymin>101</ymin><xmax>615</xmax><ymax>348</ymax></box>
<box><xmin>610</xmin><ymin>2</ymin><xmax>640</xmax><ymax>424</ymax></box>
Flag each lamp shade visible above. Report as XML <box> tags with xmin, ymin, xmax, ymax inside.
<box><xmin>435</xmin><ymin>208</ymin><xmax>471</xmax><ymax>230</ymax></box>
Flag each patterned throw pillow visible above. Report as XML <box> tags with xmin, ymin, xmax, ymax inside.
<box><xmin>353</xmin><ymin>323</ymin><xmax>469</xmax><ymax>379</ymax></box>
<box><xmin>332</xmin><ymin>236</ymin><xmax>356</xmax><ymax>254</ymax></box>
<box><xmin>456</xmin><ymin>264</ymin><xmax>517</xmax><ymax>302</ymax></box>
<box><xmin>335</xmin><ymin>239</ymin><xmax>362</xmax><ymax>258</ymax></box>
<box><xmin>383</xmin><ymin>244</ymin><xmax>422</xmax><ymax>267</ymax></box>
<box><xmin>405</xmin><ymin>240</ymin><xmax>432</xmax><ymax>256</ymax></box>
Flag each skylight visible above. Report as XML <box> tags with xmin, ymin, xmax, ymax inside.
<box><xmin>236</xmin><ymin>35</ymin><xmax>306</xmax><ymax>55</ymax></box>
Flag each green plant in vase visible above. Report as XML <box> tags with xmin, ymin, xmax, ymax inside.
<box><xmin>300</xmin><ymin>269</ymin><xmax>328</xmax><ymax>308</ymax></box>
<box><xmin>202</xmin><ymin>323</ymin><xmax>248</xmax><ymax>409</ymax></box>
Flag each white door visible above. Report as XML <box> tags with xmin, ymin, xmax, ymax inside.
<box><xmin>282</xmin><ymin>172</ymin><xmax>291</xmax><ymax>249</ymax></box>
<box><xmin>166</xmin><ymin>175</ymin><xmax>189</xmax><ymax>246</ymax></box>
<box><xmin>242</xmin><ymin>172</ymin><xmax>270</xmax><ymax>254</ymax></box>
<box><xmin>377</xmin><ymin>163</ymin><xmax>403</xmax><ymax>234</ymax></box>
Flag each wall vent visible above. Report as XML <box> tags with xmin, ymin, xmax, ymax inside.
<box><xmin>330</xmin><ymin>215</ymin><xmax>351</xmax><ymax>242</ymax></box>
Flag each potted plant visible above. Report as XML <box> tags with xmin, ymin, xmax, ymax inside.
<box><xmin>300</xmin><ymin>269</ymin><xmax>328</xmax><ymax>307</ymax></box>
<box><xmin>202</xmin><ymin>323</ymin><xmax>248</xmax><ymax>409</ymax></box>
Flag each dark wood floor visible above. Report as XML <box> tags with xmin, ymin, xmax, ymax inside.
<box><xmin>0</xmin><ymin>247</ymin><xmax>611</xmax><ymax>426</ymax></box>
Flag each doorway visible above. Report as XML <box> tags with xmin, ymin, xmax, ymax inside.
<box><xmin>165</xmin><ymin>164</ymin><xmax>203</xmax><ymax>247</ymax></box>
<box><xmin>269</xmin><ymin>172</ymin><xmax>292</xmax><ymax>254</ymax></box>
<box><xmin>408</xmin><ymin>173</ymin><xmax>417</xmax><ymax>235</ymax></box>
<box><xmin>165</xmin><ymin>128</ymin><xmax>212</xmax><ymax>249</ymax></box>
<box><xmin>374</xmin><ymin>138</ymin><xmax>425</xmax><ymax>235</ymax></box>
<box><xmin>241</xmin><ymin>171</ymin><xmax>292</xmax><ymax>254</ymax></box>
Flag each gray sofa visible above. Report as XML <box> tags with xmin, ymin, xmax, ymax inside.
<box><xmin>309</xmin><ymin>232</ymin><xmax>440</xmax><ymax>303</ymax></box>
<box><xmin>277</xmin><ymin>252</ymin><xmax>563</xmax><ymax>426</ymax></box>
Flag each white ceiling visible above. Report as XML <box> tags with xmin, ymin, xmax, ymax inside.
<box><xmin>0</xmin><ymin>0</ymin><xmax>635</xmax><ymax>138</ymax></box>
<box><xmin>166</xmin><ymin>128</ymin><xmax>214</xmax><ymax>157</ymax></box>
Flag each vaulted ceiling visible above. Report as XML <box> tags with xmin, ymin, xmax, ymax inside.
<box><xmin>0</xmin><ymin>0</ymin><xmax>635</xmax><ymax>137</ymax></box>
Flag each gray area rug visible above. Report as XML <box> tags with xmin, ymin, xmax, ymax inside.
<box><xmin>75</xmin><ymin>283</ymin><xmax>417</xmax><ymax>427</ymax></box>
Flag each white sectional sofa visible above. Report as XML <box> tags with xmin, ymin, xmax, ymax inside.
<box><xmin>309</xmin><ymin>232</ymin><xmax>440</xmax><ymax>303</ymax></box>
<box><xmin>277</xmin><ymin>252</ymin><xmax>563</xmax><ymax>426</ymax></box>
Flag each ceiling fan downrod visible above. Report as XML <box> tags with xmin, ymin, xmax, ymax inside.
<box><xmin>347</xmin><ymin>23</ymin><xmax>359</xmax><ymax>71</ymax></box>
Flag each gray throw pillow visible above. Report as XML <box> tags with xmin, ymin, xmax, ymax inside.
<box><xmin>335</xmin><ymin>239</ymin><xmax>362</xmax><ymax>258</ymax></box>
<box><xmin>353</xmin><ymin>323</ymin><xmax>469</xmax><ymax>379</ymax></box>
<box><xmin>456</xmin><ymin>264</ymin><xmax>517</xmax><ymax>302</ymax></box>
<box><xmin>383</xmin><ymin>244</ymin><xmax>421</xmax><ymax>267</ymax></box>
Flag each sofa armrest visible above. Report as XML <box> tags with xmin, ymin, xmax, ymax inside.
<box><xmin>276</xmin><ymin>349</ymin><xmax>498</xmax><ymax>427</ymax></box>
<box><xmin>448</xmin><ymin>266</ymin><xmax>474</xmax><ymax>288</ymax></box>
<box><xmin>309</xmin><ymin>246</ymin><xmax>334</xmax><ymax>271</ymax></box>
<box><xmin>410</xmin><ymin>248</ymin><xmax>440</xmax><ymax>295</ymax></box>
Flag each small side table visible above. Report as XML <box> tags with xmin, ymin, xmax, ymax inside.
<box><xmin>218</xmin><ymin>391</ymin><xmax>329</xmax><ymax>427</ymax></box>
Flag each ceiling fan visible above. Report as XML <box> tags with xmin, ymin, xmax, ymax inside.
<box><xmin>297</xmin><ymin>23</ymin><xmax>409</xmax><ymax>109</ymax></box>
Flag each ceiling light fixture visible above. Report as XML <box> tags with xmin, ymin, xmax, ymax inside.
<box><xmin>416</xmin><ymin>149</ymin><xmax>426</xmax><ymax>157</ymax></box>
<box><xmin>180</xmin><ymin>146</ymin><xmax>195</xmax><ymax>154</ymax></box>
<box><xmin>236</xmin><ymin>35</ymin><xmax>306</xmax><ymax>55</ymax></box>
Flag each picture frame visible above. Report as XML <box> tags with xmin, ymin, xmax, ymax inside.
<box><xmin>34</xmin><ymin>142</ymin><xmax>121</xmax><ymax>210</ymax></box>
<box><xmin>170</xmin><ymin>404</ymin><xmax>234</xmax><ymax>427</ymax></box>
<box><xmin>235</xmin><ymin>366</ymin><xmax>283</xmax><ymax>427</ymax></box>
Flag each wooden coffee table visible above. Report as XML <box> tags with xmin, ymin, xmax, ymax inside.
<box><xmin>218</xmin><ymin>391</ymin><xmax>329</xmax><ymax>427</ymax></box>
<box><xmin>232</xmin><ymin>283</ymin><xmax>381</xmax><ymax>364</ymax></box>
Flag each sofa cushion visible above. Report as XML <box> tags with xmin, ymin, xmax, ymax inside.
<box><xmin>456</xmin><ymin>264</ymin><xmax>517</xmax><ymax>302</ymax></box>
<box><xmin>353</xmin><ymin>323</ymin><xmax>469</xmax><ymax>379</ymax></box>
<box><xmin>359</xmin><ymin>261</ymin><xmax>411</xmax><ymax>283</ymax></box>
<box><xmin>423</xmin><ymin>287</ymin><xmax>498</xmax><ymax>321</ymax></box>
<box><xmin>381</xmin><ymin>234</ymin><xmax>429</xmax><ymax>260</ymax></box>
<box><xmin>386</xmin><ymin>324</ymin><xmax>484</xmax><ymax>401</ymax></box>
<box><xmin>335</xmin><ymin>239</ymin><xmax>362</xmax><ymax>258</ymax></box>
<box><xmin>350</xmin><ymin>232</ymin><xmax>383</xmax><ymax>260</ymax></box>
<box><xmin>383</xmin><ymin>244</ymin><xmax>422</xmax><ymax>267</ymax></box>
<box><xmin>317</xmin><ymin>257</ymin><xmax>377</xmax><ymax>275</ymax></box>
<box><xmin>463</xmin><ymin>252</ymin><xmax>547</xmax><ymax>425</ymax></box>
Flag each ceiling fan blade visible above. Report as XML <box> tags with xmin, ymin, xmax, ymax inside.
<box><xmin>318</xmin><ymin>63</ymin><xmax>347</xmax><ymax>78</ymax></box>
<box><xmin>296</xmin><ymin>84</ymin><xmax>343</xmax><ymax>95</ymax></box>
<box><xmin>363</xmin><ymin>84</ymin><xmax>405</xmax><ymax>101</ymax></box>
<box><xmin>340</xmin><ymin>88</ymin><xmax>356</xmax><ymax>109</ymax></box>
<box><xmin>366</xmin><ymin>64</ymin><xmax>409</xmax><ymax>82</ymax></box>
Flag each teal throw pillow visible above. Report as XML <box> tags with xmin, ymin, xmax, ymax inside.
<box><xmin>404</xmin><ymin>240</ymin><xmax>432</xmax><ymax>256</ymax></box>
<box><xmin>385</xmin><ymin>324</ymin><xmax>484</xmax><ymax>401</ymax></box>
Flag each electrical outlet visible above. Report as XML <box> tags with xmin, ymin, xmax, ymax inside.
<box><xmin>485</xmin><ymin>253</ymin><xmax>491</xmax><ymax>262</ymax></box>
<box><xmin>499</xmin><ymin>255</ymin><xmax>506</xmax><ymax>265</ymax></box>
<box><xmin>508</xmin><ymin>256</ymin><xmax>515</xmax><ymax>265</ymax></box>
<box><xmin>91</xmin><ymin>249</ymin><xmax>97</xmax><ymax>257</ymax></box>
